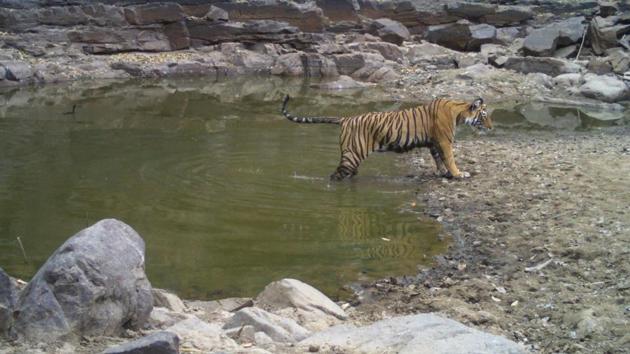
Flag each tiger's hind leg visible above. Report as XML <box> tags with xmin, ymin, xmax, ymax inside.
<box><xmin>429</xmin><ymin>145</ymin><xmax>448</xmax><ymax>176</ymax></box>
<box><xmin>330</xmin><ymin>149</ymin><xmax>362</xmax><ymax>181</ymax></box>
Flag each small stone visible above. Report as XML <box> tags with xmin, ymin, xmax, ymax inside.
<box><xmin>309</xmin><ymin>344</ymin><xmax>320</xmax><ymax>352</ymax></box>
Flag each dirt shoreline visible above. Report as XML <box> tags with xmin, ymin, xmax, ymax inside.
<box><xmin>351</xmin><ymin>126</ymin><xmax>630</xmax><ymax>353</ymax></box>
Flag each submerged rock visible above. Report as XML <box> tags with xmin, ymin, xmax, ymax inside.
<box><xmin>299</xmin><ymin>313</ymin><xmax>527</xmax><ymax>354</ymax></box>
<box><xmin>12</xmin><ymin>219</ymin><xmax>153</xmax><ymax>343</ymax></box>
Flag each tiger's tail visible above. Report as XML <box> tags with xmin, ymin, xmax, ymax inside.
<box><xmin>281</xmin><ymin>95</ymin><xmax>341</xmax><ymax>124</ymax></box>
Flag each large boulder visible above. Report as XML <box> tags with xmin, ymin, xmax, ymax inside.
<box><xmin>589</xmin><ymin>15</ymin><xmax>630</xmax><ymax>55</ymax></box>
<box><xmin>502</xmin><ymin>56</ymin><xmax>581</xmax><ymax>77</ymax></box>
<box><xmin>358</xmin><ymin>0</ymin><xmax>457</xmax><ymax>30</ymax></box>
<box><xmin>186</xmin><ymin>19</ymin><xmax>302</xmax><ymax>46</ymax></box>
<box><xmin>425</xmin><ymin>21</ymin><xmax>497</xmax><ymax>52</ymax></box>
<box><xmin>366</xmin><ymin>18</ymin><xmax>410</xmax><ymax>45</ymax></box>
<box><xmin>523</xmin><ymin>27</ymin><xmax>560</xmax><ymax>57</ymax></box>
<box><xmin>102</xmin><ymin>331</ymin><xmax>180</xmax><ymax>354</ymax></box>
<box><xmin>316</xmin><ymin>0</ymin><xmax>359</xmax><ymax>22</ymax></box>
<box><xmin>299</xmin><ymin>313</ymin><xmax>527</xmax><ymax>354</ymax></box>
<box><xmin>0</xmin><ymin>267</ymin><xmax>17</xmax><ymax>338</ymax></box>
<box><xmin>124</xmin><ymin>3</ymin><xmax>186</xmax><ymax>25</ymax></box>
<box><xmin>468</xmin><ymin>24</ymin><xmax>498</xmax><ymax>51</ymax></box>
<box><xmin>0</xmin><ymin>61</ymin><xmax>33</xmax><ymax>82</ymax></box>
<box><xmin>12</xmin><ymin>219</ymin><xmax>153</xmax><ymax>343</ymax></box>
<box><xmin>482</xmin><ymin>5</ymin><xmax>534</xmax><ymax>27</ymax></box>
<box><xmin>256</xmin><ymin>278</ymin><xmax>347</xmax><ymax>331</ymax></box>
<box><xmin>579</xmin><ymin>74</ymin><xmax>630</xmax><ymax>102</ymax></box>
<box><xmin>445</xmin><ymin>2</ymin><xmax>497</xmax><ymax>21</ymax></box>
<box><xmin>217</xmin><ymin>0</ymin><xmax>326</xmax><ymax>32</ymax></box>
<box><xmin>523</xmin><ymin>17</ymin><xmax>586</xmax><ymax>57</ymax></box>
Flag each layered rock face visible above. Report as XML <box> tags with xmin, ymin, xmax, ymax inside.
<box><xmin>0</xmin><ymin>0</ymin><xmax>628</xmax><ymax>102</ymax></box>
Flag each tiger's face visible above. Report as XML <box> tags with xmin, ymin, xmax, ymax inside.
<box><xmin>464</xmin><ymin>98</ymin><xmax>492</xmax><ymax>131</ymax></box>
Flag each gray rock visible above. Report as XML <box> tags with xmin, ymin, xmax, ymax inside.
<box><xmin>218</xmin><ymin>0</ymin><xmax>326</xmax><ymax>32</ymax></box>
<box><xmin>223</xmin><ymin>307</ymin><xmax>311</xmax><ymax>343</ymax></box>
<box><xmin>102</xmin><ymin>331</ymin><xmax>179</xmax><ymax>354</ymax></box>
<box><xmin>606</xmin><ymin>48</ymin><xmax>630</xmax><ymax>74</ymax></box>
<box><xmin>332</xmin><ymin>53</ymin><xmax>366</xmax><ymax>75</ymax></box>
<box><xmin>271</xmin><ymin>53</ymin><xmax>305</xmax><ymax>76</ymax></box>
<box><xmin>366</xmin><ymin>18</ymin><xmax>410</xmax><ymax>46</ymax></box>
<box><xmin>425</xmin><ymin>22</ymin><xmax>472</xmax><ymax>51</ymax></box>
<box><xmin>0</xmin><ymin>267</ymin><xmax>17</xmax><ymax>337</ymax></box>
<box><xmin>589</xmin><ymin>16</ymin><xmax>630</xmax><ymax>55</ymax></box>
<box><xmin>503</xmin><ymin>56</ymin><xmax>581</xmax><ymax>77</ymax></box>
<box><xmin>124</xmin><ymin>3</ymin><xmax>186</xmax><ymax>25</ymax></box>
<box><xmin>152</xmin><ymin>289</ymin><xmax>186</xmax><ymax>313</ymax></box>
<box><xmin>354</xmin><ymin>41</ymin><xmax>404</xmax><ymax>62</ymax></box>
<box><xmin>553</xmin><ymin>73</ymin><xmax>584</xmax><ymax>87</ymax></box>
<box><xmin>469</xmin><ymin>24</ymin><xmax>497</xmax><ymax>51</ymax></box>
<box><xmin>12</xmin><ymin>219</ymin><xmax>153</xmax><ymax>343</ymax></box>
<box><xmin>587</xmin><ymin>57</ymin><xmax>613</xmax><ymax>74</ymax></box>
<box><xmin>522</xmin><ymin>17</ymin><xmax>586</xmax><ymax>56</ymax></box>
<box><xmin>425</xmin><ymin>22</ymin><xmax>496</xmax><ymax>52</ymax></box>
<box><xmin>302</xmin><ymin>53</ymin><xmax>339</xmax><ymax>78</ymax></box>
<box><xmin>148</xmin><ymin>307</ymin><xmax>190</xmax><ymax>329</ymax></box>
<box><xmin>457</xmin><ymin>63</ymin><xmax>503</xmax><ymax>81</ymax></box>
<box><xmin>554</xmin><ymin>44</ymin><xmax>578</xmax><ymax>59</ymax></box>
<box><xmin>406</xmin><ymin>42</ymin><xmax>458</xmax><ymax>68</ymax></box>
<box><xmin>482</xmin><ymin>5</ymin><xmax>534</xmax><ymax>26</ymax></box>
<box><xmin>579</xmin><ymin>73</ymin><xmax>630</xmax><ymax>102</ymax></box>
<box><xmin>316</xmin><ymin>0</ymin><xmax>359</xmax><ymax>22</ymax></box>
<box><xmin>204</xmin><ymin>5</ymin><xmax>228</xmax><ymax>22</ymax></box>
<box><xmin>255</xmin><ymin>279</ymin><xmax>348</xmax><ymax>332</ymax></box>
<box><xmin>496</xmin><ymin>27</ymin><xmax>522</xmax><ymax>45</ymax></box>
<box><xmin>446</xmin><ymin>2</ymin><xmax>497</xmax><ymax>21</ymax></box>
<box><xmin>167</xmin><ymin>316</ymin><xmax>238</xmax><ymax>352</ymax></box>
<box><xmin>599</xmin><ymin>1</ymin><xmax>618</xmax><ymax>17</ymax></box>
<box><xmin>187</xmin><ymin>19</ymin><xmax>301</xmax><ymax>46</ymax></box>
<box><xmin>555</xmin><ymin>17</ymin><xmax>586</xmax><ymax>46</ymax></box>
<box><xmin>0</xmin><ymin>61</ymin><xmax>33</xmax><ymax>82</ymax></box>
<box><xmin>299</xmin><ymin>313</ymin><xmax>527</xmax><ymax>354</ymax></box>
<box><xmin>523</xmin><ymin>27</ymin><xmax>560</xmax><ymax>57</ymax></box>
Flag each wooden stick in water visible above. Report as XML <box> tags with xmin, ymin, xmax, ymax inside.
<box><xmin>16</xmin><ymin>236</ymin><xmax>27</xmax><ymax>262</ymax></box>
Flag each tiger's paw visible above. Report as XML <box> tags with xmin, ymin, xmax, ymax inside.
<box><xmin>446</xmin><ymin>171</ymin><xmax>470</xmax><ymax>179</ymax></box>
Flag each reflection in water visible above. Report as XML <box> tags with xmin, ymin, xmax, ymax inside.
<box><xmin>0</xmin><ymin>77</ymin><xmax>444</xmax><ymax>300</ymax></box>
<box><xmin>491</xmin><ymin>101</ymin><xmax>627</xmax><ymax>131</ymax></box>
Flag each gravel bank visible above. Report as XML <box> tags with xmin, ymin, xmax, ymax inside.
<box><xmin>354</xmin><ymin>126</ymin><xmax>630</xmax><ymax>353</ymax></box>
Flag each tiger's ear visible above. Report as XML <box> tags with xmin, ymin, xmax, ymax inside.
<box><xmin>470</xmin><ymin>98</ymin><xmax>483</xmax><ymax>111</ymax></box>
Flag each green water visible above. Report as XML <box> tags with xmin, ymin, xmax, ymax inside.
<box><xmin>0</xmin><ymin>78</ymin><xmax>445</xmax><ymax>300</ymax></box>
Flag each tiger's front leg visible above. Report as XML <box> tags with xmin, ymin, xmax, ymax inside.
<box><xmin>438</xmin><ymin>140</ymin><xmax>469</xmax><ymax>179</ymax></box>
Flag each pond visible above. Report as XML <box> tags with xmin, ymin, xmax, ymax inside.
<box><xmin>0</xmin><ymin>77</ymin><xmax>446</xmax><ymax>300</ymax></box>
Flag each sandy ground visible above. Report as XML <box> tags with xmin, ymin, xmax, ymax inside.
<box><xmin>351</xmin><ymin>126</ymin><xmax>630</xmax><ymax>353</ymax></box>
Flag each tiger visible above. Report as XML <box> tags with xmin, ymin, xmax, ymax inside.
<box><xmin>281</xmin><ymin>95</ymin><xmax>492</xmax><ymax>180</ymax></box>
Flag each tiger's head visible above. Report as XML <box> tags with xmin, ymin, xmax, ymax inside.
<box><xmin>463</xmin><ymin>98</ymin><xmax>492</xmax><ymax>131</ymax></box>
